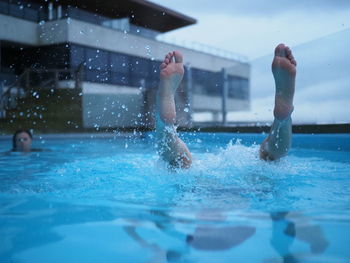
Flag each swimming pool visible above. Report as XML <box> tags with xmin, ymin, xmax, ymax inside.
<box><xmin>0</xmin><ymin>132</ymin><xmax>349</xmax><ymax>263</ymax></box>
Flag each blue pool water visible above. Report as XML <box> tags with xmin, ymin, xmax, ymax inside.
<box><xmin>0</xmin><ymin>133</ymin><xmax>349</xmax><ymax>263</ymax></box>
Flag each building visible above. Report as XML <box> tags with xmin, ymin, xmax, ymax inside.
<box><xmin>0</xmin><ymin>0</ymin><xmax>250</xmax><ymax>131</ymax></box>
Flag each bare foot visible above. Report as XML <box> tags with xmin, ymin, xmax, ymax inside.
<box><xmin>272</xmin><ymin>44</ymin><xmax>297</xmax><ymax>119</ymax></box>
<box><xmin>159</xmin><ymin>51</ymin><xmax>184</xmax><ymax>124</ymax></box>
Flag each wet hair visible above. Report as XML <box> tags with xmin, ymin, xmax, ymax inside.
<box><xmin>12</xmin><ymin>129</ymin><xmax>33</xmax><ymax>150</ymax></box>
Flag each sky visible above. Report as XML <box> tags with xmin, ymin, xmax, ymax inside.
<box><xmin>151</xmin><ymin>0</ymin><xmax>350</xmax><ymax>124</ymax></box>
<box><xmin>153</xmin><ymin>0</ymin><xmax>350</xmax><ymax>60</ymax></box>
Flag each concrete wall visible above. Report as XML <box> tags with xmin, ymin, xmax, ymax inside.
<box><xmin>0</xmin><ymin>14</ymin><xmax>37</xmax><ymax>45</ymax></box>
<box><xmin>82</xmin><ymin>82</ymin><xmax>144</xmax><ymax>128</ymax></box>
<box><xmin>193</xmin><ymin>94</ymin><xmax>249</xmax><ymax>112</ymax></box>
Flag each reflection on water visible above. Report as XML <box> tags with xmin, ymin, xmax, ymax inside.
<box><xmin>269</xmin><ymin>212</ymin><xmax>329</xmax><ymax>263</ymax></box>
<box><xmin>0</xmin><ymin>197</ymin><xmax>333</xmax><ymax>263</ymax></box>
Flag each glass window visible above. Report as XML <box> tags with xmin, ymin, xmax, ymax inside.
<box><xmin>78</xmin><ymin>9</ymin><xmax>97</xmax><ymax>24</ymax></box>
<box><xmin>110</xmin><ymin>53</ymin><xmax>129</xmax><ymax>74</ymax></box>
<box><xmin>149</xmin><ymin>60</ymin><xmax>160</xmax><ymax>79</ymax></box>
<box><xmin>130</xmin><ymin>57</ymin><xmax>149</xmax><ymax>78</ymax></box>
<box><xmin>43</xmin><ymin>45</ymin><xmax>70</xmax><ymax>68</ymax></box>
<box><xmin>192</xmin><ymin>68</ymin><xmax>221</xmax><ymax>96</ymax></box>
<box><xmin>85</xmin><ymin>48</ymin><xmax>108</xmax><ymax>71</ymax></box>
<box><xmin>38</xmin><ymin>7</ymin><xmax>47</xmax><ymax>21</ymax></box>
<box><xmin>66</xmin><ymin>7</ymin><xmax>80</xmax><ymax>20</ymax></box>
<box><xmin>110</xmin><ymin>73</ymin><xmax>129</xmax><ymax>86</ymax></box>
<box><xmin>85</xmin><ymin>69</ymin><xmax>110</xmax><ymax>83</ymax></box>
<box><xmin>70</xmin><ymin>45</ymin><xmax>85</xmax><ymax>68</ymax></box>
<box><xmin>0</xmin><ymin>1</ymin><xmax>9</xmax><ymax>14</ymax></box>
<box><xmin>129</xmin><ymin>75</ymin><xmax>144</xmax><ymax>87</ymax></box>
<box><xmin>24</xmin><ymin>7</ymin><xmax>38</xmax><ymax>22</ymax></box>
<box><xmin>9</xmin><ymin>3</ymin><xmax>24</xmax><ymax>18</ymax></box>
<box><xmin>228</xmin><ymin>76</ymin><xmax>249</xmax><ymax>99</ymax></box>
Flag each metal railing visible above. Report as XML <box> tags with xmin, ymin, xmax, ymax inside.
<box><xmin>0</xmin><ymin>70</ymin><xmax>28</xmax><ymax>114</ymax></box>
<box><xmin>0</xmin><ymin>67</ymin><xmax>83</xmax><ymax>118</ymax></box>
<box><xmin>157</xmin><ymin>36</ymin><xmax>249</xmax><ymax>63</ymax></box>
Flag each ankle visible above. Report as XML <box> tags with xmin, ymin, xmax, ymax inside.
<box><xmin>159</xmin><ymin>83</ymin><xmax>176</xmax><ymax>98</ymax></box>
<box><xmin>274</xmin><ymin>96</ymin><xmax>294</xmax><ymax>119</ymax></box>
<box><xmin>274</xmin><ymin>104</ymin><xmax>294</xmax><ymax>120</ymax></box>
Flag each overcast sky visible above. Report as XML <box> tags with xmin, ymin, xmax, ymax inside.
<box><xmin>153</xmin><ymin>0</ymin><xmax>350</xmax><ymax>59</ymax></box>
<box><xmin>152</xmin><ymin>0</ymin><xmax>350</xmax><ymax>124</ymax></box>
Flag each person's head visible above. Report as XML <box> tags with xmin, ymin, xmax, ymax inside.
<box><xmin>12</xmin><ymin>130</ymin><xmax>33</xmax><ymax>152</ymax></box>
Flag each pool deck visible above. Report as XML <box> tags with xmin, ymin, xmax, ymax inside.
<box><xmin>0</xmin><ymin>123</ymin><xmax>349</xmax><ymax>137</ymax></box>
<box><xmin>185</xmin><ymin>123</ymin><xmax>350</xmax><ymax>134</ymax></box>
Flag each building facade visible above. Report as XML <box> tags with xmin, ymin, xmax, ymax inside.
<box><xmin>0</xmin><ymin>0</ymin><xmax>250</xmax><ymax>130</ymax></box>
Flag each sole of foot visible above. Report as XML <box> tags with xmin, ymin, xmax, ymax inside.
<box><xmin>272</xmin><ymin>43</ymin><xmax>297</xmax><ymax>119</ymax></box>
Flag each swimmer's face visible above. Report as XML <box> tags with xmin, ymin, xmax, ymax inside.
<box><xmin>15</xmin><ymin>132</ymin><xmax>32</xmax><ymax>152</ymax></box>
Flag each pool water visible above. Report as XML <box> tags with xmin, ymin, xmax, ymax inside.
<box><xmin>0</xmin><ymin>133</ymin><xmax>349</xmax><ymax>263</ymax></box>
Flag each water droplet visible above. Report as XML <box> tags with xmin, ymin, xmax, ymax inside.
<box><xmin>184</xmin><ymin>107</ymin><xmax>189</xmax><ymax>113</ymax></box>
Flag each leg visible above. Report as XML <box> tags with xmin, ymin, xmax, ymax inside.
<box><xmin>156</xmin><ymin>51</ymin><xmax>192</xmax><ymax>168</ymax></box>
<box><xmin>260</xmin><ymin>44</ymin><xmax>297</xmax><ymax>161</ymax></box>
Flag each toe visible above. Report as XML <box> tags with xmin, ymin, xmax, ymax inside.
<box><xmin>275</xmin><ymin>43</ymin><xmax>287</xmax><ymax>57</ymax></box>
<box><xmin>286</xmin><ymin>46</ymin><xmax>292</xmax><ymax>56</ymax></box>
<box><xmin>164</xmin><ymin>53</ymin><xmax>172</xmax><ymax>64</ymax></box>
<box><xmin>173</xmin><ymin>50</ymin><xmax>183</xmax><ymax>63</ymax></box>
<box><xmin>167</xmin><ymin>52</ymin><xmax>173</xmax><ymax>61</ymax></box>
<box><xmin>287</xmin><ymin>54</ymin><xmax>293</xmax><ymax>61</ymax></box>
<box><xmin>160</xmin><ymin>62</ymin><xmax>167</xmax><ymax>69</ymax></box>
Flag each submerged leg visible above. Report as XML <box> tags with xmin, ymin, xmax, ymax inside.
<box><xmin>156</xmin><ymin>51</ymin><xmax>192</xmax><ymax>168</ymax></box>
<box><xmin>260</xmin><ymin>44</ymin><xmax>297</xmax><ymax>161</ymax></box>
